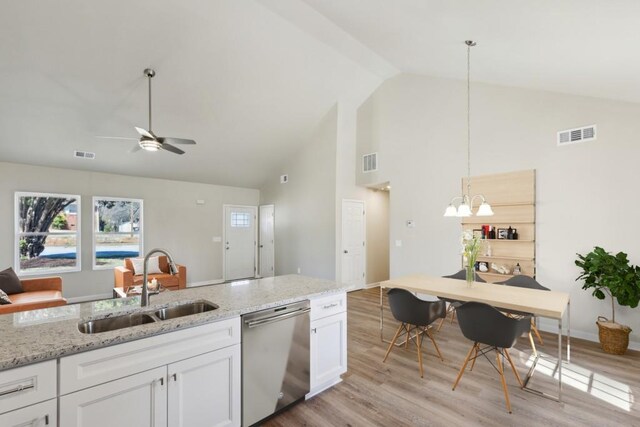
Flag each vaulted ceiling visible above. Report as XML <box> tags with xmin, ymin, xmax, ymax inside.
<box><xmin>1</xmin><ymin>1</ymin><xmax>637</xmax><ymax>188</ymax></box>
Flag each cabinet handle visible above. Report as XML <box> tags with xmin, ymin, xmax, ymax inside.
<box><xmin>322</xmin><ymin>303</ymin><xmax>338</xmax><ymax>309</ymax></box>
<box><xmin>0</xmin><ymin>382</ymin><xmax>34</xmax><ymax>397</ymax></box>
<box><xmin>311</xmin><ymin>328</ymin><xmax>317</xmax><ymax>333</ymax></box>
<box><xmin>172</xmin><ymin>373</ymin><xmax>177</xmax><ymax>382</ymax></box>
<box><xmin>159</xmin><ymin>377</ymin><xmax>164</xmax><ymax>386</ymax></box>
<box><xmin>45</xmin><ymin>414</ymin><xmax>49</xmax><ymax>425</ymax></box>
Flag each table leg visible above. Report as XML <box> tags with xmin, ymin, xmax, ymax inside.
<box><xmin>380</xmin><ymin>286</ymin><xmax>384</xmax><ymax>342</ymax></box>
<box><xmin>567</xmin><ymin>299</ymin><xmax>571</xmax><ymax>363</ymax></box>
<box><xmin>558</xmin><ymin>317</ymin><xmax>563</xmax><ymax>402</ymax></box>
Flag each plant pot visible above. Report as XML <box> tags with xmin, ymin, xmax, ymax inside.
<box><xmin>596</xmin><ymin>316</ymin><xmax>632</xmax><ymax>355</ymax></box>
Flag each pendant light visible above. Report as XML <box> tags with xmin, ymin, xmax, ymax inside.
<box><xmin>444</xmin><ymin>40</ymin><xmax>494</xmax><ymax>218</ymax></box>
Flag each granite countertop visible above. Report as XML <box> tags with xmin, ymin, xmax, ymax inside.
<box><xmin>0</xmin><ymin>274</ymin><xmax>356</xmax><ymax>371</ymax></box>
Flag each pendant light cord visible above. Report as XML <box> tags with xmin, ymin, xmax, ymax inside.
<box><xmin>466</xmin><ymin>41</ymin><xmax>472</xmax><ymax>198</ymax></box>
<box><xmin>148</xmin><ymin>75</ymin><xmax>152</xmax><ymax>131</ymax></box>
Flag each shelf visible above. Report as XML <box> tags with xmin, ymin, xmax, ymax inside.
<box><xmin>478</xmin><ymin>239</ymin><xmax>534</xmax><ymax>243</ymax></box>
<box><xmin>476</xmin><ymin>272</ymin><xmax>514</xmax><ymax>279</ymax></box>
<box><xmin>477</xmin><ymin>255</ymin><xmax>534</xmax><ymax>261</ymax></box>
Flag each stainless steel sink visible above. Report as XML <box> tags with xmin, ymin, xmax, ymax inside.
<box><xmin>154</xmin><ymin>300</ymin><xmax>218</xmax><ymax>320</ymax></box>
<box><xmin>78</xmin><ymin>313</ymin><xmax>156</xmax><ymax>334</ymax></box>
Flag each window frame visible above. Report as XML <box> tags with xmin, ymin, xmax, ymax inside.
<box><xmin>14</xmin><ymin>191</ymin><xmax>82</xmax><ymax>276</ymax></box>
<box><xmin>92</xmin><ymin>196</ymin><xmax>144</xmax><ymax>271</ymax></box>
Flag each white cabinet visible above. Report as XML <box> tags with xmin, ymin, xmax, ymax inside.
<box><xmin>168</xmin><ymin>345</ymin><xmax>241</xmax><ymax>427</ymax></box>
<box><xmin>308</xmin><ymin>292</ymin><xmax>347</xmax><ymax>398</ymax></box>
<box><xmin>59</xmin><ymin>366</ymin><xmax>167</xmax><ymax>427</ymax></box>
<box><xmin>0</xmin><ymin>360</ymin><xmax>56</xmax><ymax>415</ymax></box>
<box><xmin>0</xmin><ymin>399</ymin><xmax>57</xmax><ymax>427</ymax></box>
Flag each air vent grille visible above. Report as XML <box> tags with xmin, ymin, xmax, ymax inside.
<box><xmin>363</xmin><ymin>152</ymin><xmax>377</xmax><ymax>173</ymax></box>
<box><xmin>557</xmin><ymin>125</ymin><xmax>596</xmax><ymax>146</ymax></box>
<box><xmin>74</xmin><ymin>150</ymin><xmax>96</xmax><ymax>159</ymax></box>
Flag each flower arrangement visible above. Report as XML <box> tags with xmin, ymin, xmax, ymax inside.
<box><xmin>462</xmin><ymin>230</ymin><xmax>481</xmax><ymax>285</ymax></box>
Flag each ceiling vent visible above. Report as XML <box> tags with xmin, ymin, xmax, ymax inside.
<box><xmin>74</xmin><ymin>150</ymin><xmax>96</xmax><ymax>159</ymax></box>
<box><xmin>363</xmin><ymin>152</ymin><xmax>378</xmax><ymax>173</ymax></box>
<box><xmin>557</xmin><ymin>125</ymin><xmax>596</xmax><ymax>146</ymax></box>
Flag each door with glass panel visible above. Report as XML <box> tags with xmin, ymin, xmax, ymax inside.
<box><xmin>224</xmin><ymin>205</ymin><xmax>257</xmax><ymax>281</ymax></box>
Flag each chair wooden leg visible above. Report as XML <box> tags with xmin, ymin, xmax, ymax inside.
<box><xmin>416</xmin><ymin>327</ymin><xmax>424</xmax><ymax>378</ymax></box>
<box><xmin>496</xmin><ymin>349</ymin><xmax>512</xmax><ymax>413</ymax></box>
<box><xmin>404</xmin><ymin>324</ymin><xmax>410</xmax><ymax>349</ymax></box>
<box><xmin>383</xmin><ymin>323</ymin><xmax>404</xmax><ymax>363</ymax></box>
<box><xmin>450</xmin><ymin>309</ymin><xmax>456</xmax><ymax>324</ymax></box>
<box><xmin>425</xmin><ymin>327</ymin><xmax>444</xmax><ymax>362</ymax></box>
<box><xmin>504</xmin><ymin>348</ymin><xmax>523</xmax><ymax>387</ymax></box>
<box><xmin>531</xmin><ymin>319</ymin><xmax>544</xmax><ymax>345</ymax></box>
<box><xmin>528</xmin><ymin>332</ymin><xmax>538</xmax><ymax>357</ymax></box>
<box><xmin>436</xmin><ymin>316</ymin><xmax>446</xmax><ymax>332</ymax></box>
<box><xmin>469</xmin><ymin>343</ymin><xmax>479</xmax><ymax>371</ymax></box>
<box><xmin>452</xmin><ymin>343</ymin><xmax>476</xmax><ymax>391</ymax></box>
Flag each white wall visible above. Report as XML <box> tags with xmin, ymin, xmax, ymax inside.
<box><xmin>259</xmin><ymin>107</ymin><xmax>338</xmax><ymax>280</ymax></box>
<box><xmin>357</xmin><ymin>73</ymin><xmax>640</xmax><ymax>348</ymax></box>
<box><xmin>0</xmin><ymin>162</ymin><xmax>259</xmax><ymax>299</ymax></box>
<box><xmin>365</xmin><ymin>188</ymin><xmax>390</xmax><ymax>285</ymax></box>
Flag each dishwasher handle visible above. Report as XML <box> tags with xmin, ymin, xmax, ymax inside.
<box><xmin>245</xmin><ymin>307</ymin><xmax>310</xmax><ymax>328</ymax></box>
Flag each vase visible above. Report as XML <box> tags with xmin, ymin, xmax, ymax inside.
<box><xmin>465</xmin><ymin>264</ymin><xmax>475</xmax><ymax>287</ymax></box>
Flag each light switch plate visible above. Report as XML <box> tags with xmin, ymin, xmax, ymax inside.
<box><xmin>212</xmin><ymin>236</ymin><xmax>222</xmax><ymax>243</ymax></box>
<box><xmin>395</xmin><ymin>240</ymin><xmax>402</xmax><ymax>247</ymax></box>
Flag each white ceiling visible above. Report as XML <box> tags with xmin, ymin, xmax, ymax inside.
<box><xmin>2</xmin><ymin>1</ymin><xmax>638</xmax><ymax>188</ymax></box>
<box><xmin>302</xmin><ymin>0</ymin><xmax>640</xmax><ymax>104</ymax></box>
<box><xmin>0</xmin><ymin>0</ymin><xmax>383</xmax><ymax>188</ymax></box>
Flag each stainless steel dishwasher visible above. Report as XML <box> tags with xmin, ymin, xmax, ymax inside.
<box><xmin>242</xmin><ymin>300</ymin><xmax>310</xmax><ymax>427</ymax></box>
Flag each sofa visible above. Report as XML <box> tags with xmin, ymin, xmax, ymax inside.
<box><xmin>0</xmin><ymin>276</ymin><xmax>67</xmax><ymax>315</ymax></box>
<box><xmin>114</xmin><ymin>256</ymin><xmax>186</xmax><ymax>291</ymax></box>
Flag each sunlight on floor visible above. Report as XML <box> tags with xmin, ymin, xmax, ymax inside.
<box><xmin>524</xmin><ymin>353</ymin><xmax>634</xmax><ymax>411</ymax></box>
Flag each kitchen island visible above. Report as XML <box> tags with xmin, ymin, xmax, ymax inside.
<box><xmin>0</xmin><ymin>275</ymin><xmax>354</xmax><ymax>427</ymax></box>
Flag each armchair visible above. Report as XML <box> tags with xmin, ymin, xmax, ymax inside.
<box><xmin>114</xmin><ymin>256</ymin><xmax>186</xmax><ymax>291</ymax></box>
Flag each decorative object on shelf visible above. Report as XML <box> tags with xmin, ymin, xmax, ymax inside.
<box><xmin>476</xmin><ymin>261</ymin><xmax>489</xmax><ymax>272</ymax></box>
<box><xmin>575</xmin><ymin>246</ymin><xmax>640</xmax><ymax>355</ymax></box>
<box><xmin>491</xmin><ymin>263</ymin><xmax>510</xmax><ymax>275</ymax></box>
<box><xmin>462</xmin><ymin>230</ymin><xmax>481</xmax><ymax>287</ymax></box>
<box><xmin>473</xmin><ymin>229</ymin><xmax>483</xmax><ymax>239</ymax></box>
<box><xmin>489</xmin><ymin>226</ymin><xmax>496</xmax><ymax>239</ymax></box>
<box><xmin>497</xmin><ymin>228</ymin><xmax>508</xmax><ymax>239</ymax></box>
<box><xmin>443</xmin><ymin>40</ymin><xmax>493</xmax><ymax>218</ymax></box>
<box><xmin>507</xmin><ymin>226</ymin><xmax>514</xmax><ymax>240</ymax></box>
<box><xmin>485</xmin><ymin>242</ymin><xmax>492</xmax><ymax>257</ymax></box>
<box><xmin>513</xmin><ymin>263</ymin><xmax>522</xmax><ymax>275</ymax></box>
<box><xmin>512</xmin><ymin>228</ymin><xmax>519</xmax><ymax>240</ymax></box>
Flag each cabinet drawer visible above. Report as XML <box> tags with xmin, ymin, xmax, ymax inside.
<box><xmin>310</xmin><ymin>292</ymin><xmax>346</xmax><ymax>321</ymax></box>
<box><xmin>60</xmin><ymin>317</ymin><xmax>240</xmax><ymax>395</ymax></box>
<box><xmin>0</xmin><ymin>360</ymin><xmax>56</xmax><ymax>415</ymax></box>
<box><xmin>0</xmin><ymin>398</ymin><xmax>57</xmax><ymax>427</ymax></box>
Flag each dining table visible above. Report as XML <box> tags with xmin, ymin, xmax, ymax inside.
<box><xmin>379</xmin><ymin>274</ymin><xmax>571</xmax><ymax>403</ymax></box>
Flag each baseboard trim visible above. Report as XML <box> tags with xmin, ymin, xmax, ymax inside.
<box><xmin>67</xmin><ymin>293</ymin><xmax>112</xmax><ymax>304</ymax></box>
<box><xmin>305</xmin><ymin>377</ymin><xmax>342</xmax><ymax>400</ymax></box>
<box><xmin>187</xmin><ymin>279</ymin><xmax>225</xmax><ymax>288</ymax></box>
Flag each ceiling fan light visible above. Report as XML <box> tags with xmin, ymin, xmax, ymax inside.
<box><xmin>476</xmin><ymin>202</ymin><xmax>494</xmax><ymax>216</ymax></box>
<box><xmin>457</xmin><ymin>203</ymin><xmax>472</xmax><ymax>217</ymax></box>
<box><xmin>139</xmin><ymin>139</ymin><xmax>161</xmax><ymax>152</ymax></box>
<box><xmin>444</xmin><ymin>205</ymin><xmax>457</xmax><ymax>217</ymax></box>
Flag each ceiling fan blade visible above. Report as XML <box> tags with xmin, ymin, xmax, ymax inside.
<box><xmin>129</xmin><ymin>144</ymin><xmax>142</xmax><ymax>153</ymax></box>
<box><xmin>135</xmin><ymin>127</ymin><xmax>155</xmax><ymax>139</ymax></box>
<box><xmin>158</xmin><ymin>137</ymin><xmax>196</xmax><ymax>145</ymax></box>
<box><xmin>96</xmin><ymin>136</ymin><xmax>139</xmax><ymax>141</ymax></box>
<box><xmin>161</xmin><ymin>143</ymin><xmax>185</xmax><ymax>155</ymax></box>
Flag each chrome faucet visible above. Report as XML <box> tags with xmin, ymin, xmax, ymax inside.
<box><xmin>141</xmin><ymin>248</ymin><xmax>179</xmax><ymax>307</ymax></box>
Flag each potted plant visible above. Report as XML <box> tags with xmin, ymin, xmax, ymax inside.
<box><xmin>575</xmin><ymin>246</ymin><xmax>640</xmax><ymax>354</ymax></box>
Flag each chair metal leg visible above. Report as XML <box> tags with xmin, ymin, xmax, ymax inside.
<box><xmin>452</xmin><ymin>342</ymin><xmax>476</xmax><ymax>390</ymax></box>
<box><xmin>496</xmin><ymin>350</ymin><xmax>512</xmax><ymax>414</ymax></box>
<box><xmin>504</xmin><ymin>348</ymin><xmax>523</xmax><ymax>387</ymax></box>
<box><xmin>425</xmin><ymin>327</ymin><xmax>444</xmax><ymax>362</ymax></box>
<box><xmin>416</xmin><ymin>327</ymin><xmax>424</xmax><ymax>378</ymax></box>
<box><xmin>528</xmin><ymin>332</ymin><xmax>538</xmax><ymax>357</ymax></box>
<box><xmin>383</xmin><ymin>323</ymin><xmax>404</xmax><ymax>363</ymax></box>
<box><xmin>469</xmin><ymin>343</ymin><xmax>479</xmax><ymax>371</ymax></box>
<box><xmin>450</xmin><ymin>309</ymin><xmax>456</xmax><ymax>324</ymax></box>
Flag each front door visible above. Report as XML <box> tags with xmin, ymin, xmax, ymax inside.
<box><xmin>259</xmin><ymin>205</ymin><xmax>275</xmax><ymax>277</ymax></box>
<box><xmin>341</xmin><ymin>200</ymin><xmax>365</xmax><ymax>286</ymax></box>
<box><xmin>224</xmin><ymin>205</ymin><xmax>257</xmax><ymax>281</ymax></box>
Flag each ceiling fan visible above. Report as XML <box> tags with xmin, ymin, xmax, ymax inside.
<box><xmin>98</xmin><ymin>68</ymin><xmax>196</xmax><ymax>155</ymax></box>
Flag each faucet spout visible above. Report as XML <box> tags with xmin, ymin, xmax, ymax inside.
<box><xmin>141</xmin><ymin>248</ymin><xmax>179</xmax><ymax>307</ymax></box>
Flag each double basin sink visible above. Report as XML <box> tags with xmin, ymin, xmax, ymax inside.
<box><xmin>78</xmin><ymin>300</ymin><xmax>218</xmax><ymax>334</ymax></box>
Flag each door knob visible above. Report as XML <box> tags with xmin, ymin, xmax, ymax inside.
<box><xmin>260</xmin><ymin>245</ymin><xmax>264</xmax><ymax>248</ymax></box>
<box><xmin>343</xmin><ymin>250</ymin><xmax>348</xmax><ymax>254</ymax></box>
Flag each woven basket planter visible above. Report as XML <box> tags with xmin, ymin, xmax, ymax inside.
<box><xmin>596</xmin><ymin>316</ymin><xmax>632</xmax><ymax>355</ymax></box>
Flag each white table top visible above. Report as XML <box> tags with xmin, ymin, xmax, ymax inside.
<box><xmin>380</xmin><ymin>274</ymin><xmax>569</xmax><ymax>319</ymax></box>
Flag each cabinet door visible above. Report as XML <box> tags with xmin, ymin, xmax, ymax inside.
<box><xmin>310</xmin><ymin>311</ymin><xmax>347</xmax><ymax>392</ymax></box>
<box><xmin>168</xmin><ymin>344</ymin><xmax>240</xmax><ymax>427</ymax></box>
<box><xmin>60</xmin><ymin>366</ymin><xmax>167</xmax><ymax>427</ymax></box>
<box><xmin>0</xmin><ymin>399</ymin><xmax>57</xmax><ymax>427</ymax></box>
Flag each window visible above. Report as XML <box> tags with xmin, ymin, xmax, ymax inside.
<box><xmin>231</xmin><ymin>212</ymin><xmax>251</xmax><ymax>228</ymax></box>
<box><xmin>15</xmin><ymin>192</ymin><xmax>81</xmax><ymax>275</ymax></box>
<box><xmin>93</xmin><ymin>197</ymin><xmax>143</xmax><ymax>269</ymax></box>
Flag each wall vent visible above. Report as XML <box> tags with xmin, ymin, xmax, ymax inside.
<box><xmin>280</xmin><ymin>174</ymin><xmax>288</xmax><ymax>184</ymax></box>
<box><xmin>74</xmin><ymin>150</ymin><xmax>96</xmax><ymax>159</ymax></box>
<box><xmin>557</xmin><ymin>125</ymin><xmax>596</xmax><ymax>146</ymax></box>
<box><xmin>362</xmin><ymin>152</ymin><xmax>378</xmax><ymax>173</ymax></box>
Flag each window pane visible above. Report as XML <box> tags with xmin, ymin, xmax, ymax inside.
<box><xmin>17</xmin><ymin>193</ymin><xmax>80</xmax><ymax>274</ymax></box>
<box><xmin>95</xmin><ymin>200</ymin><xmax>142</xmax><ymax>232</ymax></box>
<box><xmin>95</xmin><ymin>233</ymin><xmax>141</xmax><ymax>268</ymax></box>
<box><xmin>231</xmin><ymin>212</ymin><xmax>251</xmax><ymax>227</ymax></box>
<box><xmin>94</xmin><ymin>198</ymin><xmax>143</xmax><ymax>269</ymax></box>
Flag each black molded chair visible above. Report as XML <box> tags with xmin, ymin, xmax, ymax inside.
<box><xmin>452</xmin><ymin>302</ymin><xmax>531</xmax><ymax>413</ymax></box>
<box><xmin>382</xmin><ymin>288</ymin><xmax>446</xmax><ymax>378</ymax></box>
<box><xmin>437</xmin><ymin>269</ymin><xmax>486</xmax><ymax>331</ymax></box>
<box><xmin>496</xmin><ymin>275</ymin><xmax>549</xmax><ymax>349</ymax></box>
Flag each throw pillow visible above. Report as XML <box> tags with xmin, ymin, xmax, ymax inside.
<box><xmin>130</xmin><ymin>257</ymin><xmax>162</xmax><ymax>276</ymax></box>
<box><xmin>0</xmin><ymin>289</ymin><xmax>12</xmax><ymax>305</ymax></box>
<box><xmin>0</xmin><ymin>267</ymin><xmax>24</xmax><ymax>295</ymax></box>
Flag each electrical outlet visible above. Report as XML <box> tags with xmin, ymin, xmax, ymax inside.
<box><xmin>297</xmin><ymin>267</ymin><xmax>301</xmax><ymax>274</ymax></box>
<box><xmin>212</xmin><ymin>236</ymin><xmax>222</xmax><ymax>243</ymax></box>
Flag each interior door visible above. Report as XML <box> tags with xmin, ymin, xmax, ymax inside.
<box><xmin>224</xmin><ymin>205</ymin><xmax>257</xmax><ymax>281</ymax></box>
<box><xmin>259</xmin><ymin>205</ymin><xmax>275</xmax><ymax>277</ymax></box>
<box><xmin>341</xmin><ymin>200</ymin><xmax>365</xmax><ymax>286</ymax></box>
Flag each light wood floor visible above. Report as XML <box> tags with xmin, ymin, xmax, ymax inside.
<box><xmin>265</xmin><ymin>287</ymin><xmax>639</xmax><ymax>426</ymax></box>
